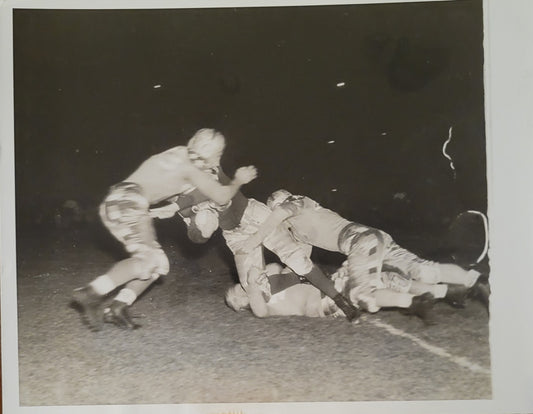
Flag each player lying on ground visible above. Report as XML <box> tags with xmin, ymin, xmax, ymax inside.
<box><xmin>226</xmin><ymin>263</ymin><xmax>439</xmax><ymax>324</ymax></box>
<box><xmin>150</xmin><ymin>176</ymin><xmax>361</xmax><ymax>322</ymax></box>
<box><xmin>235</xmin><ymin>190</ymin><xmax>487</xmax><ymax>313</ymax></box>
<box><xmin>71</xmin><ymin>129</ymin><xmax>257</xmax><ymax>331</ymax></box>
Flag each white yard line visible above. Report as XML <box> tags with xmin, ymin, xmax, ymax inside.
<box><xmin>367</xmin><ymin>318</ymin><xmax>491</xmax><ymax>375</ymax></box>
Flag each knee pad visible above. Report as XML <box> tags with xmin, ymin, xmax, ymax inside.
<box><xmin>133</xmin><ymin>248</ymin><xmax>169</xmax><ymax>279</ymax></box>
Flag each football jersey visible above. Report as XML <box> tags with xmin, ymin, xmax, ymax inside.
<box><xmin>278</xmin><ymin>196</ymin><xmax>351</xmax><ymax>252</ymax></box>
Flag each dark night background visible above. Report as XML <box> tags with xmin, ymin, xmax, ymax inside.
<box><xmin>14</xmin><ymin>0</ymin><xmax>486</xmax><ymax>254</ymax></box>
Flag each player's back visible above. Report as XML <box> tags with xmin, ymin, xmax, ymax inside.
<box><xmin>285</xmin><ymin>197</ymin><xmax>351</xmax><ymax>252</ymax></box>
<box><xmin>126</xmin><ymin>146</ymin><xmax>195</xmax><ymax>204</ymax></box>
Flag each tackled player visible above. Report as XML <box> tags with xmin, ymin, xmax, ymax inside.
<box><xmin>235</xmin><ymin>190</ymin><xmax>487</xmax><ymax>317</ymax></box>
<box><xmin>150</xmin><ymin>173</ymin><xmax>362</xmax><ymax>322</ymax></box>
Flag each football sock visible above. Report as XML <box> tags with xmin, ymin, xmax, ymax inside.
<box><xmin>114</xmin><ymin>288</ymin><xmax>137</xmax><ymax>306</ymax></box>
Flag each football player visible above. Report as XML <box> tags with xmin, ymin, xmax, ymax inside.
<box><xmin>225</xmin><ymin>263</ymin><xmax>437</xmax><ymax>324</ymax></box>
<box><xmin>153</xmin><ymin>175</ymin><xmax>361</xmax><ymax>322</ymax></box>
<box><xmin>236</xmin><ymin>190</ymin><xmax>486</xmax><ymax>313</ymax></box>
<box><xmin>71</xmin><ymin>129</ymin><xmax>257</xmax><ymax>331</ymax></box>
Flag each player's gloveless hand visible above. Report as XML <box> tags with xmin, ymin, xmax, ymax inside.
<box><xmin>234</xmin><ymin>166</ymin><xmax>258</xmax><ymax>185</ymax></box>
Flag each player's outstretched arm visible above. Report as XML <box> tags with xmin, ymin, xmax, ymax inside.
<box><xmin>186</xmin><ymin>165</ymin><xmax>257</xmax><ymax>205</ymax></box>
<box><xmin>246</xmin><ymin>268</ymin><xmax>271</xmax><ymax>318</ymax></box>
<box><xmin>149</xmin><ymin>203</ymin><xmax>180</xmax><ymax>219</ymax></box>
<box><xmin>237</xmin><ymin>207</ymin><xmax>293</xmax><ymax>254</ymax></box>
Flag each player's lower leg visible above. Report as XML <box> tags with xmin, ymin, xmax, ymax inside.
<box><xmin>434</xmin><ymin>263</ymin><xmax>490</xmax><ymax>310</ymax></box>
<box><xmin>435</xmin><ymin>263</ymin><xmax>480</xmax><ymax>287</ymax></box>
<box><xmin>373</xmin><ymin>290</ymin><xmax>436</xmax><ymax>325</ymax></box>
<box><xmin>71</xmin><ymin>283</ymin><xmax>108</xmax><ymax>331</ymax></box>
<box><xmin>373</xmin><ymin>289</ymin><xmax>413</xmax><ymax>308</ymax></box>
<box><xmin>103</xmin><ymin>299</ymin><xmax>141</xmax><ymax>330</ymax></box>
<box><xmin>467</xmin><ymin>278</ymin><xmax>490</xmax><ymax>315</ymax></box>
<box><xmin>408</xmin><ymin>280</ymin><xmax>447</xmax><ymax>298</ymax></box>
<box><xmin>103</xmin><ymin>277</ymin><xmax>155</xmax><ymax>329</ymax></box>
<box><xmin>441</xmin><ymin>283</ymin><xmax>469</xmax><ymax>308</ymax></box>
<box><xmin>104</xmin><ymin>257</ymin><xmax>151</xmax><ymax>286</ymax></box>
<box><xmin>303</xmin><ymin>265</ymin><xmax>360</xmax><ymax>322</ymax></box>
<box><xmin>71</xmin><ymin>256</ymin><xmax>150</xmax><ymax>331</ymax></box>
<box><xmin>406</xmin><ymin>292</ymin><xmax>437</xmax><ymax>325</ymax></box>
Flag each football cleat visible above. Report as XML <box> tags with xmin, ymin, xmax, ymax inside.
<box><xmin>103</xmin><ymin>300</ymin><xmax>141</xmax><ymax>330</ymax></box>
<box><xmin>405</xmin><ymin>292</ymin><xmax>436</xmax><ymax>326</ymax></box>
<box><xmin>71</xmin><ymin>286</ymin><xmax>105</xmax><ymax>332</ymax></box>
<box><xmin>333</xmin><ymin>294</ymin><xmax>361</xmax><ymax>323</ymax></box>
<box><xmin>467</xmin><ymin>278</ymin><xmax>491</xmax><ymax>315</ymax></box>
<box><xmin>442</xmin><ymin>284</ymin><xmax>469</xmax><ymax>309</ymax></box>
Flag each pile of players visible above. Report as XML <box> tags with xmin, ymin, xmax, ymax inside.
<box><xmin>72</xmin><ymin>129</ymin><xmax>490</xmax><ymax>331</ymax></box>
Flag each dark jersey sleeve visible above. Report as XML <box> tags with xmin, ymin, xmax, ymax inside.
<box><xmin>216</xmin><ymin>169</ymin><xmax>249</xmax><ymax>230</ymax></box>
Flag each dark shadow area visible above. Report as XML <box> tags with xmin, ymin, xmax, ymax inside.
<box><xmin>14</xmin><ymin>1</ymin><xmax>486</xmax><ymax>243</ymax></box>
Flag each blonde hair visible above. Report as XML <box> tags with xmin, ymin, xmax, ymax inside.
<box><xmin>225</xmin><ymin>284</ymin><xmax>250</xmax><ymax>311</ymax></box>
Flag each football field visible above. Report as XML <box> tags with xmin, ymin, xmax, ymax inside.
<box><xmin>16</xmin><ymin>228</ymin><xmax>491</xmax><ymax>406</ymax></box>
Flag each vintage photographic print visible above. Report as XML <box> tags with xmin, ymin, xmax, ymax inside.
<box><xmin>1</xmin><ymin>0</ymin><xmax>530</xmax><ymax>412</ymax></box>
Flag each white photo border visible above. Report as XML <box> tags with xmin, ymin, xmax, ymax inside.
<box><xmin>1</xmin><ymin>0</ymin><xmax>532</xmax><ymax>413</ymax></box>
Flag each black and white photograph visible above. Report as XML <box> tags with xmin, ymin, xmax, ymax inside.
<box><xmin>1</xmin><ymin>0</ymin><xmax>532</xmax><ymax>413</ymax></box>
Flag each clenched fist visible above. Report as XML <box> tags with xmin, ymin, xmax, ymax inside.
<box><xmin>233</xmin><ymin>166</ymin><xmax>258</xmax><ymax>185</ymax></box>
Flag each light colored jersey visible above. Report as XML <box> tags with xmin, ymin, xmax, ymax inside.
<box><xmin>267</xmin><ymin>283</ymin><xmax>325</xmax><ymax>317</ymax></box>
<box><xmin>125</xmin><ymin>146</ymin><xmax>197</xmax><ymax>204</ymax></box>
<box><xmin>278</xmin><ymin>195</ymin><xmax>351</xmax><ymax>252</ymax></box>
<box><xmin>222</xmin><ymin>199</ymin><xmax>314</xmax><ymax>280</ymax></box>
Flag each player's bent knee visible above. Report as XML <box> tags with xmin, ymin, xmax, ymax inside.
<box><xmin>284</xmin><ymin>253</ymin><xmax>313</xmax><ymax>275</ymax></box>
<box><xmin>133</xmin><ymin>248</ymin><xmax>169</xmax><ymax>279</ymax></box>
<box><xmin>151</xmin><ymin>248</ymin><xmax>170</xmax><ymax>275</ymax></box>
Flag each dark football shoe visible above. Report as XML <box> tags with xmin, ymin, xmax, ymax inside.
<box><xmin>103</xmin><ymin>300</ymin><xmax>142</xmax><ymax>330</ymax></box>
<box><xmin>405</xmin><ymin>292</ymin><xmax>436</xmax><ymax>326</ymax></box>
<box><xmin>467</xmin><ymin>279</ymin><xmax>491</xmax><ymax>315</ymax></box>
<box><xmin>333</xmin><ymin>294</ymin><xmax>361</xmax><ymax>323</ymax></box>
<box><xmin>71</xmin><ymin>286</ymin><xmax>105</xmax><ymax>332</ymax></box>
<box><xmin>442</xmin><ymin>284</ymin><xmax>469</xmax><ymax>309</ymax></box>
